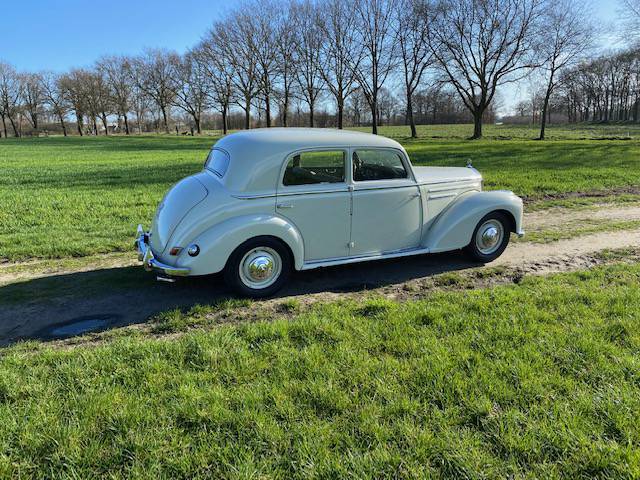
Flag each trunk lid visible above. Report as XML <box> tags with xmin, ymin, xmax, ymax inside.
<box><xmin>150</xmin><ymin>175</ymin><xmax>208</xmax><ymax>253</ymax></box>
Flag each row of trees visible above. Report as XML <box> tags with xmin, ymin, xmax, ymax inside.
<box><xmin>561</xmin><ymin>47</ymin><xmax>640</xmax><ymax>123</ymax></box>
<box><xmin>1</xmin><ymin>0</ymin><xmax>596</xmax><ymax>140</ymax></box>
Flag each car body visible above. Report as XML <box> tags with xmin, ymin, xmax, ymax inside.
<box><xmin>136</xmin><ymin>128</ymin><xmax>524</xmax><ymax>296</ymax></box>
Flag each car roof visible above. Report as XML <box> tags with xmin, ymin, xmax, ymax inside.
<box><xmin>213</xmin><ymin>128</ymin><xmax>407</xmax><ymax>194</ymax></box>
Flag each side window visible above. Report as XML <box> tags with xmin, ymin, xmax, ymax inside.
<box><xmin>353</xmin><ymin>149</ymin><xmax>408</xmax><ymax>182</ymax></box>
<box><xmin>283</xmin><ymin>150</ymin><xmax>346</xmax><ymax>186</ymax></box>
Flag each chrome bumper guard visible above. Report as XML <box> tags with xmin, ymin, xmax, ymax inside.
<box><xmin>135</xmin><ymin>225</ymin><xmax>190</xmax><ymax>277</ymax></box>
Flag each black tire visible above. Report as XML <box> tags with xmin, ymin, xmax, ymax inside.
<box><xmin>464</xmin><ymin>211</ymin><xmax>511</xmax><ymax>263</ymax></box>
<box><xmin>224</xmin><ymin>236</ymin><xmax>292</xmax><ymax>298</ymax></box>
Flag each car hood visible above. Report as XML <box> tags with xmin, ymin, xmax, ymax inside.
<box><xmin>412</xmin><ymin>166</ymin><xmax>482</xmax><ymax>184</ymax></box>
<box><xmin>150</xmin><ymin>173</ymin><xmax>209</xmax><ymax>253</ymax></box>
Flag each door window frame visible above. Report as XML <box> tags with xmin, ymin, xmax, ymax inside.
<box><xmin>348</xmin><ymin>147</ymin><xmax>416</xmax><ymax>187</ymax></box>
<box><xmin>277</xmin><ymin>147</ymin><xmax>351</xmax><ymax>194</ymax></box>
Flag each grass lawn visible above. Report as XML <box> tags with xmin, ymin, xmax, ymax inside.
<box><xmin>1</xmin><ymin>263</ymin><xmax>639</xmax><ymax>478</ymax></box>
<box><xmin>2</xmin><ymin>124</ymin><xmax>640</xmax><ymax>261</ymax></box>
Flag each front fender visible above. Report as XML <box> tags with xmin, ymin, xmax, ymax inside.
<box><xmin>424</xmin><ymin>190</ymin><xmax>524</xmax><ymax>253</ymax></box>
<box><xmin>177</xmin><ymin>214</ymin><xmax>305</xmax><ymax>275</ymax></box>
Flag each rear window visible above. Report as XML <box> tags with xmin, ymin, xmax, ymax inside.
<box><xmin>205</xmin><ymin>148</ymin><xmax>230</xmax><ymax>177</ymax></box>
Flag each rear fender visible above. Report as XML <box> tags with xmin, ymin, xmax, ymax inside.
<box><xmin>177</xmin><ymin>214</ymin><xmax>304</xmax><ymax>275</ymax></box>
<box><xmin>424</xmin><ymin>190</ymin><xmax>524</xmax><ymax>253</ymax></box>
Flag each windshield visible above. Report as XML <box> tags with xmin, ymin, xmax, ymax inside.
<box><xmin>205</xmin><ymin>148</ymin><xmax>230</xmax><ymax>177</ymax></box>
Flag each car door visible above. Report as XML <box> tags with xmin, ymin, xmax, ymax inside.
<box><xmin>350</xmin><ymin>148</ymin><xmax>422</xmax><ymax>256</ymax></box>
<box><xmin>276</xmin><ymin>149</ymin><xmax>351</xmax><ymax>262</ymax></box>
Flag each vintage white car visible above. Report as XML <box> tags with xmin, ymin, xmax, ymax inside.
<box><xmin>136</xmin><ymin>128</ymin><xmax>524</xmax><ymax>297</ymax></box>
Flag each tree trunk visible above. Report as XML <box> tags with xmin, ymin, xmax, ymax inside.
<box><xmin>161</xmin><ymin>107</ymin><xmax>170</xmax><ymax>133</ymax></box>
<box><xmin>407</xmin><ymin>93</ymin><xmax>417</xmax><ymax>138</ymax></box>
<box><xmin>123</xmin><ymin>114</ymin><xmax>130</xmax><ymax>135</ymax></box>
<box><xmin>8</xmin><ymin>114</ymin><xmax>19</xmax><ymax>137</ymax></box>
<box><xmin>337</xmin><ymin>99</ymin><xmax>344</xmax><ymax>130</ymax></box>
<box><xmin>221</xmin><ymin>104</ymin><xmax>228</xmax><ymax>134</ymax></box>
<box><xmin>371</xmin><ymin>101</ymin><xmax>378</xmax><ymax>135</ymax></box>
<box><xmin>77</xmin><ymin>116</ymin><xmax>84</xmax><ymax>136</ymax></box>
<box><xmin>539</xmin><ymin>77</ymin><xmax>554</xmax><ymax>141</ymax></box>
<box><xmin>101</xmin><ymin>113</ymin><xmax>109</xmax><ymax>135</ymax></box>
<box><xmin>265</xmin><ymin>93</ymin><xmax>271</xmax><ymax>127</ymax></box>
<box><xmin>309</xmin><ymin>99</ymin><xmax>315</xmax><ymax>128</ymax></box>
<box><xmin>471</xmin><ymin>110</ymin><xmax>483</xmax><ymax>139</ymax></box>
<box><xmin>244</xmin><ymin>97</ymin><xmax>251</xmax><ymax>129</ymax></box>
<box><xmin>194</xmin><ymin>115</ymin><xmax>201</xmax><ymax>134</ymax></box>
<box><xmin>58</xmin><ymin>114</ymin><xmax>67</xmax><ymax>136</ymax></box>
<box><xmin>282</xmin><ymin>93</ymin><xmax>289</xmax><ymax>127</ymax></box>
<box><xmin>1</xmin><ymin>114</ymin><xmax>7</xmax><ymax>138</ymax></box>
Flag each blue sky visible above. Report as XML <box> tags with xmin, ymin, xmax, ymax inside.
<box><xmin>0</xmin><ymin>0</ymin><xmax>625</xmax><ymax>115</ymax></box>
<box><xmin>2</xmin><ymin>0</ymin><xmax>228</xmax><ymax>72</ymax></box>
<box><xmin>2</xmin><ymin>0</ymin><xmax>622</xmax><ymax>72</ymax></box>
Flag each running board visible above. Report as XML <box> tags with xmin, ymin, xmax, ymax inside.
<box><xmin>301</xmin><ymin>247</ymin><xmax>431</xmax><ymax>271</ymax></box>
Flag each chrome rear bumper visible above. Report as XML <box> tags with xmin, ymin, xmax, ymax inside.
<box><xmin>135</xmin><ymin>225</ymin><xmax>190</xmax><ymax>277</ymax></box>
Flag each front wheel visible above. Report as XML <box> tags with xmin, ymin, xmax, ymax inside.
<box><xmin>224</xmin><ymin>236</ymin><xmax>292</xmax><ymax>298</ymax></box>
<box><xmin>464</xmin><ymin>212</ymin><xmax>511</xmax><ymax>263</ymax></box>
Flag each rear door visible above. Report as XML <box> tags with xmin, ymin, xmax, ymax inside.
<box><xmin>276</xmin><ymin>149</ymin><xmax>351</xmax><ymax>262</ymax></box>
<box><xmin>350</xmin><ymin>149</ymin><xmax>422</xmax><ymax>256</ymax></box>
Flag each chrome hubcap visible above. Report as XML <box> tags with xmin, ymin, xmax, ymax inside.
<box><xmin>476</xmin><ymin>220</ymin><xmax>504</xmax><ymax>255</ymax></box>
<box><xmin>239</xmin><ymin>247</ymin><xmax>282</xmax><ymax>289</ymax></box>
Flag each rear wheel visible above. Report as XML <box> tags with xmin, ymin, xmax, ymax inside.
<box><xmin>224</xmin><ymin>236</ymin><xmax>292</xmax><ymax>298</ymax></box>
<box><xmin>465</xmin><ymin>212</ymin><xmax>511</xmax><ymax>263</ymax></box>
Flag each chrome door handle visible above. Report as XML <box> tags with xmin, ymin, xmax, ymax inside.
<box><xmin>410</xmin><ymin>192</ymin><xmax>421</xmax><ymax>199</ymax></box>
<box><xmin>277</xmin><ymin>203</ymin><xmax>293</xmax><ymax>209</ymax></box>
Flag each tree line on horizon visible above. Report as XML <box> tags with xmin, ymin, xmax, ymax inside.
<box><xmin>0</xmin><ymin>0</ymin><xmax>630</xmax><ymax>141</ymax></box>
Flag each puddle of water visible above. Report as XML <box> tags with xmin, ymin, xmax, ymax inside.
<box><xmin>45</xmin><ymin>314</ymin><xmax>120</xmax><ymax>338</ymax></box>
<box><xmin>50</xmin><ymin>318</ymin><xmax>110</xmax><ymax>337</ymax></box>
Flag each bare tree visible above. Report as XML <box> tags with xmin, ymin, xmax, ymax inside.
<box><xmin>222</xmin><ymin>12</ymin><xmax>261</xmax><ymax>129</ymax></box>
<box><xmin>317</xmin><ymin>0</ymin><xmax>364</xmax><ymax>129</ymax></box>
<box><xmin>292</xmin><ymin>0</ymin><xmax>325</xmax><ymax>127</ymax></box>
<box><xmin>250</xmin><ymin>0</ymin><xmax>280</xmax><ymax>127</ymax></box>
<box><xmin>395</xmin><ymin>0</ymin><xmax>434</xmax><ymax>138</ymax></box>
<box><xmin>354</xmin><ymin>0</ymin><xmax>399</xmax><ymax>134</ymax></box>
<box><xmin>22</xmin><ymin>73</ymin><xmax>45</xmax><ymax>131</ymax></box>
<box><xmin>428</xmin><ymin>0</ymin><xmax>542</xmax><ymax>138</ymax></box>
<box><xmin>537</xmin><ymin>0</ymin><xmax>594</xmax><ymax>139</ymax></box>
<box><xmin>194</xmin><ymin>29</ymin><xmax>235</xmax><ymax>134</ymax></box>
<box><xmin>97</xmin><ymin>56</ymin><xmax>134</xmax><ymax>134</ymax></box>
<box><xmin>60</xmin><ymin>69</ymin><xmax>92</xmax><ymax>136</ymax></box>
<box><xmin>619</xmin><ymin>0</ymin><xmax>640</xmax><ymax>40</ymax></box>
<box><xmin>172</xmin><ymin>52</ymin><xmax>211</xmax><ymax>134</ymax></box>
<box><xmin>40</xmin><ymin>72</ymin><xmax>70</xmax><ymax>136</ymax></box>
<box><xmin>274</xmin><ymin>5</ymin><xmax>298</xmax><ymax>127</ymax></box>
<box><xmin>133</xmin><ymin>49</ymin><xmax>179</xmax><ymax>133</ymax></box>
<box><xmin>0</xmin><ymin>62</ymin><xmax>23</xmax><ymax>137</ymax></box>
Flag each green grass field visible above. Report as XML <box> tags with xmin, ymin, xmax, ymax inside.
<box><xmin>2</xmin><ymin>124</ymin><xmax>640</xmax><ymax>261</ymax></box>
<box><xmin>2</xmin><ymin>124</ymin><xmax>640</xmax><ymax>478</ymax></box>
<box><xmin>1</xmin><ymin>263</ymin><xmax>639</xmax><ymax>478</ymax></box>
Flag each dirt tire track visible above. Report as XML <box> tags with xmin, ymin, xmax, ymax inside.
<box><xmin>1</xmin><ymin>203</ymin><xmax>640</xmax><ymax>345</ymax></box>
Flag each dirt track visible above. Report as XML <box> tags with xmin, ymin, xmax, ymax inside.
<box><xmin>1</xmin><ymin>203</ymin><xmax>639</xmax><ymax>346</ymax></box>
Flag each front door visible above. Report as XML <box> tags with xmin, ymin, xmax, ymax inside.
<box><xmin>350</xmin><ymin>149</ymin><xmax>422</xmax><ymax>256</ymax></box>
<box><xmin>276</xmin><ymin>149</ymin><xmax>351</xmax><ymax>262</ymax></box>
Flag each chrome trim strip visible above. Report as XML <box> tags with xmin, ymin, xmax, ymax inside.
<box><xmin>301</xmin><ymin>246</ymin><xmax>431</xmax><ymax>270</ymax></box>
<box><xmin>352</xmin><ymin>183</ymin><xmax>419</xmax><ymax>192</ymax></box>
<box><xmin>233</xmin><ymin>187</ymin><xmax>351</xmax><ymax>199</ymax></box>
<box><xmin>427</xmin><ymin>192</ymin><xmax>458</xmax><ymax>200</ymax></box>
<box><xmin>426</xmin><ymin>182</ymin><xmax>477</xmax><ymax>193</ymax></box>
<box><xmin>232</xmin><ymin>193</ymin><xmax>277</xmax><ymax>199</ymax></box>
<box><xmin>135</xmin><ymin>225</ymin><xmax>190</xmax><ymax>277</ymax></box>
<box><xmin>417</xmin><ymin>177</ymin><xmax>480</xmax><ymax>187</ymax></box>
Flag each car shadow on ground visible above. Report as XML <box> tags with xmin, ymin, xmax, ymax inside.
<box><xmin>0</xmin><ymin>251</ymin><xmax>476</xmax><ymax>346</ymax></box>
